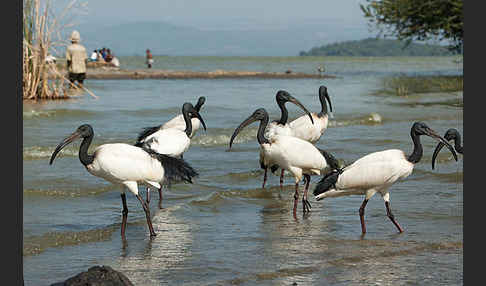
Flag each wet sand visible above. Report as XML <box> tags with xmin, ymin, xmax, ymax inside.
<box><xmin>54</xmin><ymin>67</ymin><xmax>336</xmax><ymax>80</ymax></box>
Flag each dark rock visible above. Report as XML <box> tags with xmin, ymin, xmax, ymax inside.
<box><xmin>50</xmin><ymin>265</ymin><xmax>134</xmax><ymax>286</ymax></box>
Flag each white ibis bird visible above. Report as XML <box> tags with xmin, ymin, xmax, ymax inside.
<box><xmin>262</xmin><ymin>90</ymin><xmax>315</xmax><ymax>187</ymax></box>
<box><xmin>134</xmin><ymin>102</ymin><xmax>206</xmax><ymax>208</ymax></box>
<box><xmin>432</xmin><ymin>128</ymin><xmax>463</xmax><ymax>170</ymax></box>
<box><xmin>49</xmin><ymin>124</ymin><xmax>198</xmax><ymax>238</ymax></box>
<box><xmin>287</xmin><ymin>85</ymin><xmax>333</xmax><ymax>144</ymax></box>
<box><xmin>313</xmin><ymin>122</ymin><xmax>458</xmax><ymax>235</ymax></box>
<box><xmin>161</xmin><ymin>96</ymin><xmax>206</xmax><ymax>138</ymax></box>
<box><xmin>229</xmin><ymin>108</ymin><xmax>340</xmax><ymax>215</ymax></box>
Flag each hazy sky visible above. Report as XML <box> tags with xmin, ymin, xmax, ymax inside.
<box><xmin>78</xmin><ymin>0</ymin><xmax>371</xmax><ymax>31</ymax></box>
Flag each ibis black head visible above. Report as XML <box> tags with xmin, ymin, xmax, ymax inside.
<box><xmin>443</xmin><ymin>128</ymin><xmax>461</xmax><ymax>142</ymax></box>
<box><xmin>318</xmin><ymin>85</ymin><xmax>333</xmax><ymax>115</ymax></box>
<box><xmin>194</xmin><ymin>96</ymin><xmax>206</xmax><ymax>112</ymax></box>
<box><xmin>182</xmin><ymin>102</ymin><xmax>207</xmax><ymax>135</ymax></box>
<box><xmin>49</xmin><ymin>124</ymin><xmax>94</xmax><ymax>165</ymax></box>
<box><xmin>431</xmin><ymin>128</ymin><xmax>463</xmax><ymax>169</ymax></box>
<box><xmin>409</xmin><ymin>122</ymin><xmax>457</xmax><ymax>166</ymax></box>
<box><xmin>229</xmin><ymin>108</ymin><xmax>270</xmax><ymax>149</ymax></box>
<box><xmin>275</xmin><ymin>90</ymin><xmax>314</xmax><ymax>125</ymax></box>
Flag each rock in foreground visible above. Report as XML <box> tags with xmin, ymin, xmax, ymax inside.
<box><xmin>50</xmin><ymin>265</ymin><xmax>133</xmax><ymax>286</ymax></box>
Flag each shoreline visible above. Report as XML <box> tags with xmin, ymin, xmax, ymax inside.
<box><xmin>52</xmin><ymin>67</ymin><xmax>336</xmax><ymax>80</ymax></box>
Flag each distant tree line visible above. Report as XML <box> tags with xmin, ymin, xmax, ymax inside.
<box><xmin>299</xmin><ymin>38</ymin><xmax>457</xmax><ymax>57</ymax></box>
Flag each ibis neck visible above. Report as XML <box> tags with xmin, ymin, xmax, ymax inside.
<box><xmin>318</xmin><ymin>99</ymin><xmax>328</xmax><ymax>118</ymax></box>
<box><xmin>79</xmin><ymin>135</ymin><xmax>94</xmax><ymax>166</ymax></box>
<box><xmin>407</xmin><ymin>132</ymin><xmax>423</xmax><ymax>164</ymax></box>
<box><xmin>277</xmin><ymin>101</ymin><xmax>288</xmax><ymax>125</ymax></box>
<box><xmin>454</xmin><ymin>136</ymin><xmax>463</xmax><ymax>154</ymax></box>
<box><xmin>183</xmin><ymin>112</ymin><xmax>192</xmax><ymax>137</ymax></box>
<box><xmin>257</xmin><ymin>115</ymin><xmax>271</xmax><ymax>145</ymax></box>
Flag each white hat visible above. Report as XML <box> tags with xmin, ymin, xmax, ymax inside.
<box><xmin>70</xmin><ymin>30</ymin><xmax>81</xmax><ymax>43</ymax></box>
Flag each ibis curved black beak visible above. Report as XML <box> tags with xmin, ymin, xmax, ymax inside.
<box><xmin>288</xmin><ymin>96</ymin><xmax>314</xmax><ymax>125</ymax></box>
<box><xmin>229</xmin><ymin>113</ymin><xmax>258</xmax><ymax>149</ymax></box>
<box><xmin>49</xmin><ymin>131</ymin><xmax>81</xmax><ymax>165</ymax></box>
<box><xmin>193</xmin><ymin>110</ymin><xmax>207</xmax><ymax>131</ymax></box>
<box><xmin>325</xmin><ymin>91</ymin><xmax>333</xmax><ymax>113</ymax></box>
<box><xmin>426</xmin><ymin>128</ymin><xmax>458</xmax><ymax>169</ymax></box>
<box><xmin>194</xmin><ymin>96</ymin><xmax>206</xmax><ymax>112</ymax></box>
<box><xmin>431</xmin><ymin>142</ymin><xmax>445</xmax><ymax>170</ymax></box>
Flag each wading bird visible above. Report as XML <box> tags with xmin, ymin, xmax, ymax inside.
<box><xmin>49</xmin><ymin>124</ymin><xmax>198</xmax><ymax>238</ymax></box>
<box><xmin>161</xmin><ymin>96</ymin><xmax>206</xmax><ymax>138</ymax></box>
<box><xmin>313</xmin><ymin>122</ymin><xmax>457</xmax><ymax>235</ymax></box>
<box><xmin>229</xmin><ymin>108</ymin><xmax>339</xmax><ymax>215</ymax></box>
<box><xmin>135</xmin><ymin>102</ymin><xmax>206</xmax><ymax>208</ymax></box>
<box><xmin>432</xmin><ymin>128</ymin><xmax>463</xmax><ymax>170</ymax></box>
<box><xmin>262</xmin><ymin>90</ymin><xmax>315</xmax><ymax>187</ymax></box>
<box><xmin>287</xmin><ymin>85</ymin><xmax>333</xmax><ymax>144</ymax></box>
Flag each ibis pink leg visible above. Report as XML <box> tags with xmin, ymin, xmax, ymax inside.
<box><xmin>136</xmin><ymin>194</ymin><xmax>157</xmax><ymax>237</ymax></box>
<box><xmin>385</xmin><ymin>201</ymin><xmax>404</xmax><ymax>233</ymax></box>
<box><xmin>293</xmin><ymin>183</ymin><xmax>299</xmax><ymax>216</ymax></box>
<box><xmin>359</xmin><ymin>199</ymin><xmax>369</xmax><ymax>234</ymax></box>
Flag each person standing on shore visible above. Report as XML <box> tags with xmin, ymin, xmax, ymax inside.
<box><xmin>66</xmin><ymin>30</ymin><xmax>87</xmax><ymax>88</ymax></box>
<box><xmin>146</xmin><ymin>49</ymin><xmax>154</xmax><ymax>68</ymax></box>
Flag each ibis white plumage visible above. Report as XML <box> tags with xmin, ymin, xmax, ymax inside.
<box><xmin>230</xmin><ymin>108</ymin><xmax>340</xmax><ymax>216</ymax></box>
<box><xmin>161</xmin><ymin>96</ymin><xmax>206</xmax><ymax>138</ymax></box>
<box><xmin>134</xmin><ymin>102</ymin><xmax>206</xmax><ymax>208</ymax></box>
<box><xmin>49</xmin><ymin>124</ymin><xmax>198</xmax><ymax>238</ymax></box>
<box><xmin>432</xmin><ymin>128</ymin><xmax>463</xmax><ymax>170</ymax></box>
<box><xmin>313</xmin><ymin>122</ymin><xmax>458</xmax><ymax>234</ymax></box>
<box><xmin>287</xmin><ymin>85</ymin><xmax>333</xmax><ymax>144</ymax></box>
<box><xmin>261</xmin><ymin>90</ymin><xmax>315</xmax><ymax>188</ymax></box>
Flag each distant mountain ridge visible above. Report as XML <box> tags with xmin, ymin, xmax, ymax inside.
<box><xmin>299</xmin><ymin>38</ymin><xmax>457</xmax><ymax>56</ymax></box>
<box><xmin>75</xmin><ymin>20</ymin><xmax>373</xmax><ymax>57</ymax></box>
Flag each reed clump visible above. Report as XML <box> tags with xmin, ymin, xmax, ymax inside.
<box><xmin>23</xmin><ymin>0</ymin><xmax>87</xmax><ymax>100</ymax></box>
<box><xmin>382</xmin><ymin>75</ymin><xmax>463</xmax><ymax>96</ymax></box>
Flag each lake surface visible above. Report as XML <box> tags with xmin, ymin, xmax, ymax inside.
<box><xmin>23</xmin><ymin>56</ymin><xmax>463</xmax><ymax>285</ymax></box>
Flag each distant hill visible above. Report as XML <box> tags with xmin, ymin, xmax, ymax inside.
<box><xmin>70</xmin><ymin>21</ymin><xmax>374</xmax><ymax>57</ymax></box>
<box><xmin>299</xmin><ymin>38</ymin><xmax>457</xmax><ymax>56</ymax></box>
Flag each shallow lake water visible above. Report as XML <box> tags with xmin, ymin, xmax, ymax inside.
<box><xmin>23</xmin><ymin>56</ymin><xmax>463</xmax><ymax>285</ymax></box>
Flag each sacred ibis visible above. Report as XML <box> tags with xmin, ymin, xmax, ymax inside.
<box><xmin>432</xmin><ymin>128</ymin><xmax>463</xmax><ymax>170</ymax></box>
<box><xmin>229</xmin><ymin>108</ymin><xmax>340</xmax><ymax>215</ymax></box>
<box><xmin>161</xmin><ymin>96</ymin><xmax>206</xmax><ymax>138</ymax></box>
<box><xmin>134</xmin><ymin>102</ymin><xmax>206</xmax><ymax>208</ymax></box>
<box><xmin>262</xmin><ymin>90</ymin><xmax>315</xmax><ymax>188</ymax></box>
<box><xmin>313</xmin><ymin>122</ymin><xmax>458</xmax><ymax>234</ymax></box>
<box><xmin>49</xmin><ymin>124</ymin><xmax>198</xmax><ymax>238</ymax></box>
<box><xmin>287</xmin><ymin>85</ymin><xmax>333</xmax><ymax>144</ymax></box>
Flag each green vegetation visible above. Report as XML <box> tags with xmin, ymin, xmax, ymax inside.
<box><xmin>379</xmin><ymin>75</ymin><xmax>463</xmax><ymax>97</ymax></box>
<box><xmin>299</xmin><ymin>38</ymin><xmax>456</xmax><ymax>57</ymax></box>
<box><xmin>360</xmin><ymin>0</ymin><xmax>463</xmax><ymax>53</ymax></box>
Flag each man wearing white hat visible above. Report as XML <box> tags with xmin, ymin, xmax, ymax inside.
<box><xmin>66</xmin><ymin>30</ymin><xmax>87</xmax><ymax>88</ymax></box>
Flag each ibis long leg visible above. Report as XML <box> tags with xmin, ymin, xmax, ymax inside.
<box><xmin>385</xmin><ymin>201</ymin><xmax>404</xmax><ymax>233</ymax></box>
<box><xmin>359</xmin><ymin>199</ymin><xmax>369</xmax><ymax>234</ymax></box>
<box><xmin>262</xmin><ymin>168</ymin><xmax>268</xmax><ymax>189</ymax></box>
<box><xmin>302</xmin><ymin>174</ymin><xmax>312</xmax><ymax>213</ymax></box>
<box><xmin>136</xmin><ymin>194</ymin><xmax>157</xmax><ymax>237</ymax></box>
<box><xmin>120</xmin><ymin>193</ymin><xmax>129</xmax><ymax>238</ymax></box>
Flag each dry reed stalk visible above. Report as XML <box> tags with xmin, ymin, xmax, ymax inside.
<box><xmin>23</xmin><ymin>0</ymin><xmax>89</xmax><ymax>100</ymax></box>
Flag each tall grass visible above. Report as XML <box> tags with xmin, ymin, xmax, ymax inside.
<box><xmin>23</xmin><ymin>0</ymin><xmax>87</xmax><ymax>100</ymax></box>
<box><xmin>381</xmin><ymin>75</ymin><xmax>463</xmax><ymax>96</ymax></box>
